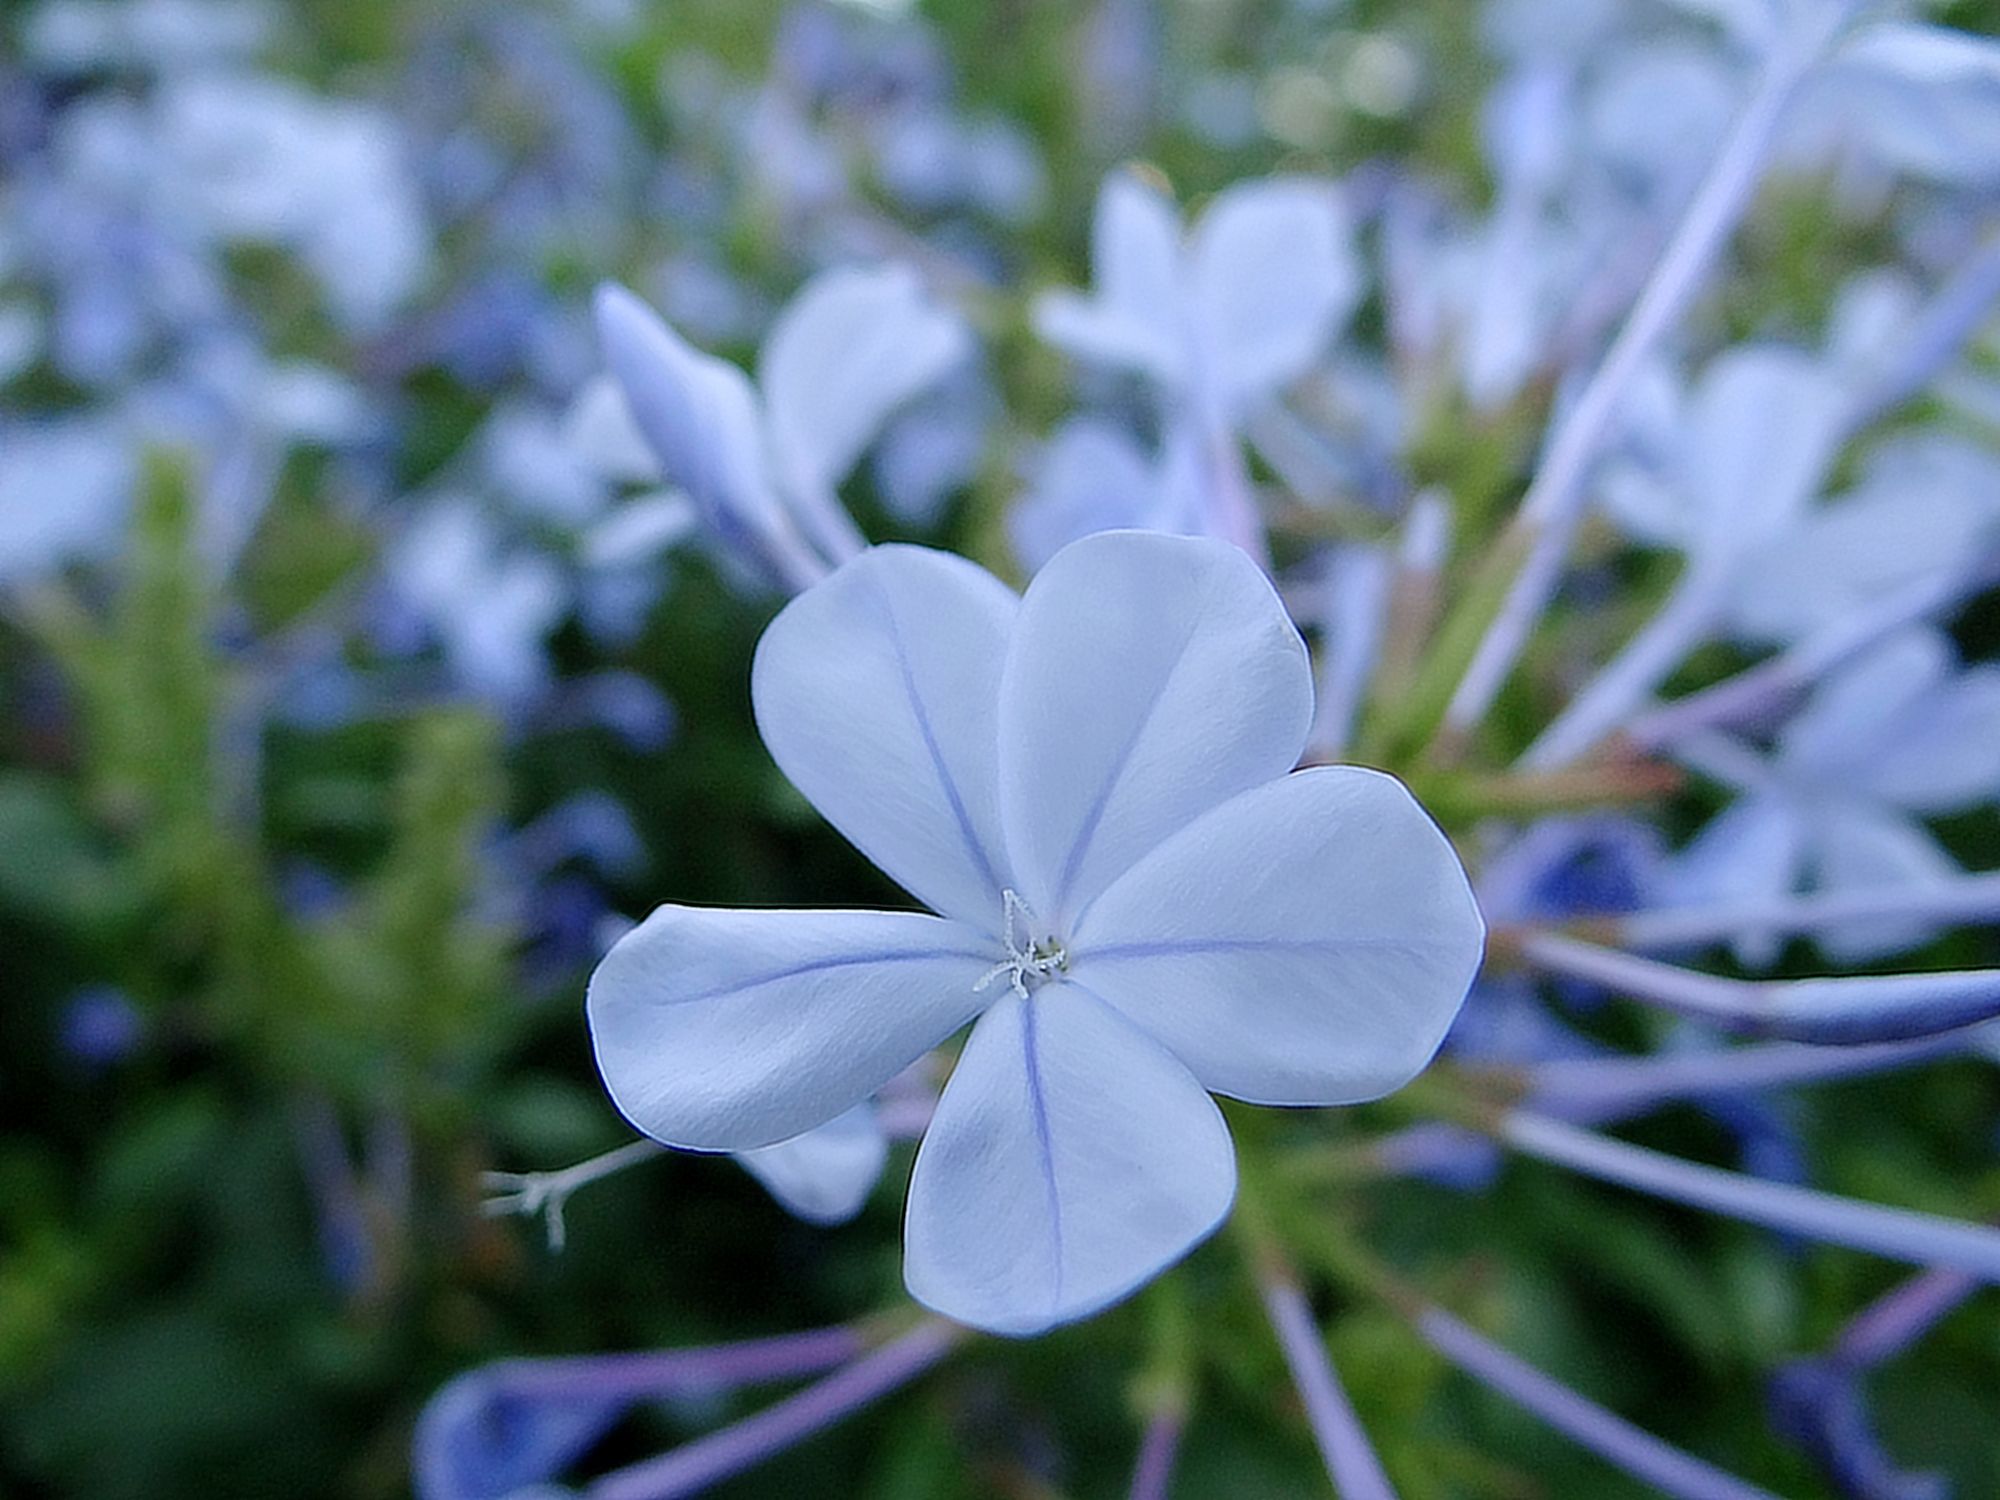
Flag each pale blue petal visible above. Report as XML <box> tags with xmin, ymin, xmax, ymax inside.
<box><xmin>997</xmin><ymin>531</ymin><xmax>1313</xmax><ymax>928</ymax></box>
<box><xmin>1031</xmin><ymin>172</ymin><xmax>1185</xmax><ymax>385</ymax></box>
<box><xmin>736</xmin><ymin>1104</ymin><xmax>888</xmax><ymax>1226</ymax></box>
<box><xmin>593</xmin><ymin>284</ymin><xmax>815</xmax><ymax>583</ymax></box>
<box><xmin>903</xmin><ymin>986</ymin><xmax>1235</xmax><ymax>1336</ymax></box>
<box><xmin>1811</xmin><ymin>804</ymin><xmax>1961</xmax><ymax>963</ymax></box>
<box><xmin>1823</xmin><ymin>24</ymin><xmax>2000</xmax><ymax>187</ymax></box>
<box><xmin>562</xmin><ymin>375</ymin><xmax>663</xmax><ymax>487</ymax></box>
<box><xmin>759</xmin><ymin>263</ymin><xmax>973</xmax><ymax>499</ymax></box>
<box><xmin>1779</xmin><ymin>630</ymin><xmax>1948</xmax><ymax>781</ymax></box>
<box><xmin>1862</xmin><ymin>665</ymin><xmax>2000</xmax><ymax>813</ymax></box>
<box><xmin>1073</xmin><ymin>767</ymin><xmax>1483</xmax><ymax>1106</ymax></box>
<box><xmin>1682</xmin><ymin>347</ymin><xmax>1846</xmax><ymax>560</ymax></box>
<box><xmin>1093</xmin><ymin>171</ymin><xmax>1184</xmax><ymax>342</ymax></box>
<box><xmin>1010</xmin><ymin>418</ymin><xmax>1161</xmax><ymax>571</ymax></box>
<box><xmin>1728</xmin><ymin>481</ymin><xmax>1996</xmax><ymax>643</ymax></box>
<box><xmin>753</xmin><ymin>545</ymin><xmax>1017</xmax><ymax>928</ymax></box>
<box><xmin>1661</xmin><ymin>794</ymin><xmax>1804</xmax><ymax>967</ymax></box>
<box><xmin>587</xmin><ymin>905</ymin><xmax>993</xmax><ymax>1152</ymax></box>
<box><xmin>1188</xmin><ymin>178</ymin><xmax>1361</xmax><ymax>409</ymax></box>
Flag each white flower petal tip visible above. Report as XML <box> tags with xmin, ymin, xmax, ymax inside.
<box><xmin>1075</xmin><ymin>765</ymin><xmax>1486</xmax><ymax>1106</ymax></box>
<box><xmin>903</xmin><ymin>988</ymin><xmax>1237</xmax><ymax>1337</ymax></box>
<box><xmin>586</xmin><ymin>903</ymin><xmax>992</xmax><ymax>1154</ymax></box>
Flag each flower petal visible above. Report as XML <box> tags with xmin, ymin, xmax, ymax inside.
<box><xmin>904</xmin><ymin>987</ymin><xmax>1235</xmax><ymax>1336</ymax></box>
<box><xmin>1071</xmin><ymin>767</ymin><xmax>1483</xmax><ymax>1106</ymax></box>
<box><xmin>1188</xmin><ymin>177</ymin><xmax>1361</xmax><ymax>409</ymax></box>
<box><xmin>760</xmin><ymin>264</ymin><xmax>972</xmax><ymax>500</ymax></box>
<box><xmin>1660</xmin><ymin>793</ymin><xmax>1805</xmax><ymax>968</ymax></box>
<box><xmin>587</xmin><ymin>905</ymin><xmax>993</xmax><ymax>1152</ymax></box>
<box><xmin>997</xmin><ymin>531</ymin><xmax>1313</xmax><ymax>928</ymax></box>
<box><xmin>754</xmin><ymin>545</ymin><xmax>1018</xmax><ymax>929</ymax></box>
<box><xmin>1810</xmin><ymin>804</ymin><xmax>1962</xmax><ymax>963</ymax></box>
<box><xmin>593</xmin><ymin>283</ymin><xmax>819</xmax><ymax>586</ymax></box>
<box><xmin>736</xmin><ymin>1104</ymin><xmax>888</xmax><ymax>1226</ymax></box>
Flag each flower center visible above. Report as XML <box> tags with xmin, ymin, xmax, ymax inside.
<box><xmin>974</xmin><ymin>888</ymin><xmax>1069</xmax><ymax>1000</ymax></box>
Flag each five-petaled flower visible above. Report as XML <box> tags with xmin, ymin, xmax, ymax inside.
<box><xmin>588</xmin><ymin>530</ymin><xmax>1485</xmax><ymax>1335</ymax></box>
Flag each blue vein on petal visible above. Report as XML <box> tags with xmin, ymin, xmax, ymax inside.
<box><xmin>667</xmin><ymin>946</ymin><xmax>990</xmax><ymax>1007</ymax></box>
<box><xmin>1050</xmin><ymin>610</ymin><xmax>1203</xmax><ymax>917</ymax></box>
<box><xmin>1082</xmin><ymin>937</ymin><xmax>1433</xmax><ymax>962</ymax></box>
<box><xmin>1018</xmin><ymin>995</ymin><xmax>1065</xmax><ymax>1315</ymax></box>
<box><xmin>875</xmin><ymin>572</ymin><xmax>1004</xmax><ymax>898</ymax></box>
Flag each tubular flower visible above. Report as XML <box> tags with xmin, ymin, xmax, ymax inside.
<box><xmin>588</xmin><ymin>530</ymin><xmax>1483</xmax><ymax>1334</ymax></box>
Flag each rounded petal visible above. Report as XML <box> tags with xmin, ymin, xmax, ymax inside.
<box><xmin>761</xmin><ymin>264</ymin><xmax>972</xmax><ymax>499</ymax></box>
<box><xmin>1188</xmin><ymin>177</ymin><xmax>1362</xmax><ymax>408</ymax></box>
<box><xmin>904</xmin><ymin>987</ymin><xmax>1235</xmax><ymax>1336</ymax></box>
<box><xmin>588</xmin><ymin>905</ymin><xmax>993</xmax><ymax>1152</ymax></box>
<box><xmin>1659</xmin><ymin>792</ymin><xmax>1805</xmax><ymax>968</ymax></box>
<box><xmin>1810</xmin><ymin>803</ymin><xmax>1962</xmax><ymax>963</ymax></box>
<box><xmin>1070</xmin><ymin>767</ymin><xmax>1483</xmax><ymax>1107</ymax></box>
<box><xmin>736</xmin><ymin>1104</ymin><xmax>888</xmax><ymax>1226</ymax></box>
<box><xmin>998</xmin><ymin>531</ymin><xmax>1313</xmax><ymax>929</ymax></box>
<box><xmin>754</xmin><ymin>545</ymin><xmax>1019</xmax><ymax>929</ymax></box>
<box><xmin>593</xmin><ymin>283</ymin><xmax>819</xmax><ymax>586</ymax></box>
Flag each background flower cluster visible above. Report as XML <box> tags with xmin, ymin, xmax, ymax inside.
<box><xmin>4</xmin><ymin>0</ymin><xmax>2000</xmax><ymax>1496</ymax></box>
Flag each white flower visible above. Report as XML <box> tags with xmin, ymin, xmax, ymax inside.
<box><xmin>587</xmin><ymin>531</ymin><xmax>1483</xmax><ymax>1335</ymax></box>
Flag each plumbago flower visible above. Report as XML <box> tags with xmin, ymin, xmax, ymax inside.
<box><xmin>1034</xmin><ymin>171</ymin><xmax>1362</xmax><ymax>556</ymax></box>
<box><xmin>1665</xmin><ymin>627</ymin><xmax>2000</xmax><ymax>964</ymax></box>
<box><xmin>588</xmin><ymin>530</ymin><xmax>1484</xmax><ymax>1334</ymax></box>
<box><xmin>592</xmin><ymin>261</ymin><xmax>972</xmax><ymax>594</ymax></box>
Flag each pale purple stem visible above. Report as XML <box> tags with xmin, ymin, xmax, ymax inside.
<box><xmin>1525</xmin><ymin>1032</ymin><xmax>1975</xmax><ymax>1124</ymax></box>
<box><xmin>458</xmin><ymin>1325</ymin><xmax>865</xmax><ymax>1407</ymax></box>
<box><xmin>1607</xmin><ymin>872</ymin><xmax>2000</xmax><ymax>951</ymax></box>
<box><xmin>586</xmin><ymin>1319</ymin><xmax>963</xmax><ymax>1500</ymax></box>
<box><xmin>1517</xmin><ymin>932</ymin><xmax>2000</xmax><ymax>1044</ymax></box>
<box><xmin>1442</xmin><ymin>11</ymin><xmax>1850</xmax><ymax>737</ymax></box>
<box><xmin>1417</xmin><ymin>1307</ymin><xmax>1783</xmax><ymax>1500</ymax></box>
<box><xmin>1260</xmin><ymin>1276</ymin><xmax>1399</xmax><ymax>1500</ymax></box>
<box><xmin>1623</xmin><ymin>545</ymin><xmax>2000</xmax><ymax>750</ymax></box>
<box><xmin>1502</xmin><ymin>1111</ymin><xmax>2000</xmax><ymax>1283</ymax></box>
<box><xmin>1519</xmin><ymin>562</ymin><xmax>1732</xmax><ymax>771</ymax></box>
<box><xmin>293</xmin><ymin>1094</ymin><xmax>375</xmax><ymax>1295</ymax></box>
<box><xmin>1846</xmin><ymin>228</ymin><xmax>2000</xmax><ymax>430</ymax></box>
<box><xmin>1371</xmin><ymin>1122</ymin><xmax>1495</xmax><ymax>1177</ymax></box>
<box><xmin>1128</xmin><ymin>1408</ymin><xmax>1185</xmax><ymax>1500</ymax></box>
<box><xmin>1834</xmin><ymin>1264</ymin><xmax>1981</xmax><ymax>1370</ymax></box>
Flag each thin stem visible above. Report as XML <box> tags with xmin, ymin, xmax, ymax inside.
<box><xmin>587</xmin><ymin>1319</ymin><xmax>965</xmax><ymax>1500</ymax></box>
<box><xmin>483</xmin><ymin>1139</ymin><xmax>667</xmax><ymax>1251</ymax></box>
<box><xmin>1258</xmin><ymin>1273</ymin><xmax>1401</xmax><ymax>1500</ymax></box>
<box><xmin>1516</xmin><ymin>931</ymin><xmax>2000</xmax><ymax>1043</ymax></box>
<box><xmin>1598</xmin><ymin>872</ymin><xmax>2000</xmax><ymax>952</ymax></box>
<box><xmin>449</xmin><ymin>1324</ymin><xmax>868</xmax><ymax>1407</ymax></box>
<box><xmin>1128</xmin><ymin>1409</ymin><xmax>1185</xmax><ymax>1500</ymax></box>
<box><xmin>1416</xmin><ymin>1308</ymin><xmax>1784</xmax><ymax>1500</ymax></box>
<box><xmin>1518</xmin><ymin>562</ymin><xmax>1732</xmax><ymax>771</ymax></box>
<box><xmin>1834</xmin><ymin>1263</ymin><xmax>1982</xmax><ymax>1370</ymax></box>
<box><xmin>1621</xmin><ymin>544</ymin><xmax>2000</xmax><ymax>750</ymax></box>
<box><xmin>1523</xmin><ymin>1032</ymin><xmax>1976</xmax><ymax>1124</ymax></box>
<box><xmin>1304</xmin><ymin>1228</ymin><xmax>1786</xmax><ymax>1499</ymax></box>
<box><xmin>1845</xmin><ymin>227</ymin><xmax>2000</xmax><ymax>430</ymax></box>
<box><xmin>1501</xmin><ymin>1111</ymin><xmax>2000</xmax><ymax>1283</ymax></box>
<box><xmin>1439</xmin><ymin>12</ymin><xmax>1850</xmax><ymax>742</ymax></box>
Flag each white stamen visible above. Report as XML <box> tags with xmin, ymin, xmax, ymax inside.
<box><xmin>974</xmin><ymin>888</ymin><xmax>1069</xmax><ymax>1000</ymax></box>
